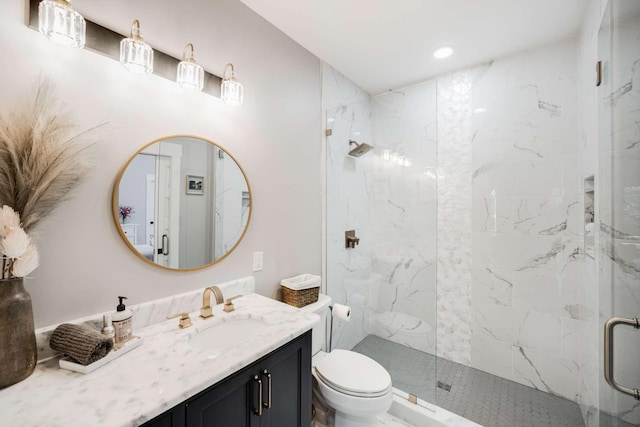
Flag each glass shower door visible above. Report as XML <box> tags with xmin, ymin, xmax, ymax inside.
<box><xmin>598</xmin><ymin>1</ymin><xmax>640</xmax><ymax>425</ymax></box>
<box><xmin>324</xmin><ymin>83</ymin><xmax>438</xmax><ymax>405</ymax></box>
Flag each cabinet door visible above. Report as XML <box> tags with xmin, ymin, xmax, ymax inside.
<box><xmin>186</xmin><ymin>366</ymin><xmax>261</xmax><ymax>427</ymax></box>
<box><xmin>261</xmin><ymin>331</ymin><xmax>311</xmax><ymax>427</ymax></box>
<box><xmin>141</xmin><ymin>405</ymin><xmax>185</xmax><ymax>427</ymax></box>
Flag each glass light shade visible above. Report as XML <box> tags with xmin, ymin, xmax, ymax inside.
<box><xmin>177</xmin><ymin>44</ymin><xmax>204</xmax><ymax>92</ymax></box>
<box><xmin>403</xmin><ymin>158</ymin><xmax>412</xmax><ymax>167</ymax></box>
<box><xmin>120</xmin><ymin>21</ymin><xmax>153</xmax><ymax>74</ymax></box>
<box><xmin>177</xmin><ymin>61</ymin><xmax>204</xmax><ymax>91</ymax></box>
<box><xmin>221</xmin><ymin>79</ymin><xmax>243</xmax><ymax>106</ymax></box>
<box><xmin>381</xmin><ymin>150</ymin><xmax>391</xmax><ymax>161</ymax></box>
<box><xmin>220</xmin><ymin>63</ymin><xmax>243</xmax><ymax>106</ymax></box>
<box><xmin>38</xmin><ymin>0</ymin><xmax>86</xmax><ymax>48</ymax></box>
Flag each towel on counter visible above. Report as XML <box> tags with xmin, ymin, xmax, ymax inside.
<box><xmin>50</xmin><ymin>323</ymin><xmax>114</xmax><ymax>366</ymax></box>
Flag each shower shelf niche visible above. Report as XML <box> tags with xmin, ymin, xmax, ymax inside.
<box><xmin>584</xmin><ymin>175</ymin><xmax>595</xmax><ymax>258</ymax></box>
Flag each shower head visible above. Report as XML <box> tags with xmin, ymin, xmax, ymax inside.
<box><xmin>348</xmin><ymin>140</ymin><xmax>374</xmax><ymax>157</ymax></box>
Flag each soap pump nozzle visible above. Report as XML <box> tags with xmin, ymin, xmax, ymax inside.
<box><xmin>117</xmin><ymin>296</ymin><xmax>128</xmax><ymax>312</ymax></box>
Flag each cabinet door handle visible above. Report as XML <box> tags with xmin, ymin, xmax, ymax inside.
<box><xmin>252</xmin><ymin>375</ymin><xmax>263</xmax><ymax>416</ymax></box>
<box><xmin>262</xmin><ymin>369</ymin><xmax>272</xmax><ymax>409</ymax></box>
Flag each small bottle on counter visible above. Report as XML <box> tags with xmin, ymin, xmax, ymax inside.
<box><xmin>101</xmin><ymin>313</ymin><xmax>115</xmax><ymax>345</ymax></box>
<box><xmin>112</xmin><ymin>296</ymin><xmax>133</xmax><ymax>345</ymax></box>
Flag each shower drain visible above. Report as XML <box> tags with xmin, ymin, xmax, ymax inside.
<box><xmin>437</xmin><ymin>381</ymin><xmax>452</xmax><ymax>392</ymax></box>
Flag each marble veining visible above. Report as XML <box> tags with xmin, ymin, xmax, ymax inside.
<box><xmin>369</xmin><ymin>80</ymin><xmax>437</xmax><ymax>355</ymax></box>
<box><xmin>8</xmin><ymin>278</ymin><xmax>318</xmax><ymax>426</ymax></box>
<box><xmin>431</xmin><ymin>37</ymin><xmax>582</xmax><ymax>401</ymax></box>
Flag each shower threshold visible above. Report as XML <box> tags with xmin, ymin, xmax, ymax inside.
<box><xmin>379</xmin><ymin>389</ymin><xmax>481</xmax><ymax>427</ymax></box>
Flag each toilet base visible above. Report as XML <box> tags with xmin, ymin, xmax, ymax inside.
<box><xmin>312</xmin><ymin>373</ymin><xmax>392</xmax><ymax>427</ymax></box>
<box><xmin>334</xmin><ymin>410</ymin><xmax>379</xmax><ymax>427</ymax></box>
<box><xmin>311</xmin><ymin>351</ymin><xmax>393</xmax><ymax>427</ymax></box>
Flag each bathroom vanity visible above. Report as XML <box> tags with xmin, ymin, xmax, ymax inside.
<box><xmin>144</xmin><ymin>331</ymin><xmax>311</xmax><ymax>427</ymax></box>
<box><xmin>0</xmin><ymin>286</ymin><xmax>318</xmax><ymax>427</ymax></box>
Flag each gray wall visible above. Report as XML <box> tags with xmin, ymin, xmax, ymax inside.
<box><xmin>179</xmin><ymin>138</ymin><xmax>213</xmax><ymax>269</ymax></box>
<box><xmin>0</xmin><ymin>0</ymin><xmax>321</xmax><ymax>327</ymax></box>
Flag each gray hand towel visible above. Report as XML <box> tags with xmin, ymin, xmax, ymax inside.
<box><xmin>50</xmin><ymin>323</ymin><xmax>114</xmax><ymax>366</ymax></box>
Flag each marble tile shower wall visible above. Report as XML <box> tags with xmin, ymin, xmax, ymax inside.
<box><xmin>323</xmin><ymin>63</ymin><xmax>373</xmax><ymax>351</ymax></box>
<box><xmin>368</xmin><ymin>82</ymin><xmax>438</xmax><ymax>355</ymax></box>
<box><xmin>438</xmin><ymin>39</ymin><xmax>583</xmax><ymax>401</ymax></box>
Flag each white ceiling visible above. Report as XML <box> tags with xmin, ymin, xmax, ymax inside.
<box><xmin>239</xmin><ymin>0</ymin><xmax>589</xmax><ymax>94</ymax></box>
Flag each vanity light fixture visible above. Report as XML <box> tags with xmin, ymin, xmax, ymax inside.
<box><xmin>220</xmin><ymin>63</ymin><xmax>244</xmax><ymax>106</ymax></box>
<box><xmin>120</xmin><ymin>20</ymin><xmax>154</xmax><ymax>74</ymax></box>
<box><xmin>38</xmin><ymin>0</ymin><xmax>86</xmax><ymax>48</ymax></box>
<box><xmin>177</xmin><ymin>43</ymin><xmax>204</xmax><ymax>92</ymax></box>
<box><xmin>433</xmin><ymin>46</ymin><xmax>453</xmax><ymax>59</ymax></box>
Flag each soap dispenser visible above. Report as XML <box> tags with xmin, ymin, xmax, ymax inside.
<box><xmin>101</xmin><ymin>314</ymin><xmax>115</xmax><ymax>345</ymax></box>
<box><xmin>112</xmin><ymin>296</ymin><xmax>133</xmax><ymax>345</ymax></box>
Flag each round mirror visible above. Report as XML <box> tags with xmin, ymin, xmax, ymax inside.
<box><xmin>112</xmin><ymin>135</ymin><xmax>251</xmax><ymax>271</ymax></box>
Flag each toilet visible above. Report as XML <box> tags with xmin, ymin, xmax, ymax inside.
<box><xmin>300</xmin><ymin>294</ymin><xmax>393</xmax><ymax>427</ymax></box>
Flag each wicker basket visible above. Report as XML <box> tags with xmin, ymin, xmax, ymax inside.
<box><xmin>281</xmin><ymin>274</ymin><xmax>320</xmax><ymax>308</ymax></box>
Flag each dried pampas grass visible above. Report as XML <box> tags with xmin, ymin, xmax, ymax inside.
<box><xmin>0</xmin><ymin>81</ymin><xmax>97</xmax><ymax>232</ymax></box>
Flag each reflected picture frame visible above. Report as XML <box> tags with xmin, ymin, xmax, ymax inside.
<box><xmin>186</xmin><ymin>175</ymin><xmax>204</xmax><ymax>195</ymax></box>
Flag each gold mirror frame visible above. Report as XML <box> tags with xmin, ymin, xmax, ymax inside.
<box><xmin>112</xmin><ymin>134</ymin><xmax>252</xmax><ymax>272</ymax></box>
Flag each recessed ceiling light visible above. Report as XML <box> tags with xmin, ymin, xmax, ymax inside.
<box><xmin>434</xmin><ymin>46</ymin><xmax>453</xmax><ymax>59</ymax></box>
<box><xmin>473</xmin><ymin>107</ymin><xmax>487</xmax><ymax>114</ymax></box>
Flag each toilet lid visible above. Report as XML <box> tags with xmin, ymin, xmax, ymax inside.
<box><xmin>314</xmin><ymin>350</ymin><xmax>392</xmax><ymax>398</ymax></box>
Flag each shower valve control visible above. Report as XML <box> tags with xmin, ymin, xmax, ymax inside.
<box><xmin>345</xmin><ymin>230</ymin><xmax>360</xmax><ymax>249</ymax></box>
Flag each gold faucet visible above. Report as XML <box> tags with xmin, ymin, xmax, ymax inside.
<box><xmin>167</xmin><ymin>312</ymin><xmax>192</xmax><ymax>329</ymax></box>
<box><xmin>223</xmin><ymin>295</ymin><xmax>244</xmax><ymax>313</ymax></box>
<box><xmin>200</xmin><ymin>286</ymin><xmax>224</xmax><ymax>319</ymax></box>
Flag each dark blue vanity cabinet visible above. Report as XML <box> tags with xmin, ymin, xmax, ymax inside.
<box><xmin>142</xmin><ymin>330</ymin><xmax>312</xmax><ymax>427</ymax></box>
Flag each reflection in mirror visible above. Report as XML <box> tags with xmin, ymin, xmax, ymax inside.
<box><xmin>113</xmin><ymin>136</ymin><xmax>251</xmax><ymax>271</ymax></box>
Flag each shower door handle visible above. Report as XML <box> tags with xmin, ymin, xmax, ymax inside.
<box><xmin>604</xmin><ymin>316</ymin><xmax>640</xmax><ymax>400</ymax></box>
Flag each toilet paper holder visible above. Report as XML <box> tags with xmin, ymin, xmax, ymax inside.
<box><xmin>328</xmin><ymin>303</ymin><xmax>351</xmax><ymax>352</ymax></box>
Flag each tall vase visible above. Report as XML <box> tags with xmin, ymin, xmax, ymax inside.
<box><xmin>0</xmin><ymin>278</ymin><xmax>37</xmax><ymax>388</ymax></box>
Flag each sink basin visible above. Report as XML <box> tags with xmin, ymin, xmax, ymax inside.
<box><xmin>189</xmin><ymin>319</ymin><xmax>264</xmax><ymax>352</ymax></box>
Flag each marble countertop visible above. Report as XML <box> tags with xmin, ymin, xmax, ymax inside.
<box><xmin>0</xmin><ymin>293</ymin><xmax>319</xmax><ymax>427</ymax></box>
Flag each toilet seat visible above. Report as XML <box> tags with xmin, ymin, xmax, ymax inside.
<box><xmin>314</xmin><ymin>350</ymin><xmax>392</xmax><ymax>398</ymax></box>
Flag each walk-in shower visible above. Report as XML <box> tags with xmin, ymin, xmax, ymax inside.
<box><xmin>323</xmin><ymin>1</ymin><xmax>640</xmax><ymax>425</ymax></box>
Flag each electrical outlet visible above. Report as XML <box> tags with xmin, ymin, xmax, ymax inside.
<box><xmin>252</xmin><ymin>252</ymin><xmax>264</xmax><ymax>272</ymax></box>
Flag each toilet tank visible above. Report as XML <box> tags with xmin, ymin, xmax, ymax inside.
<box><xmin>299</xmin><ymin>293</ymin><xmax>332</xmax><ymax>355</ymax></box>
